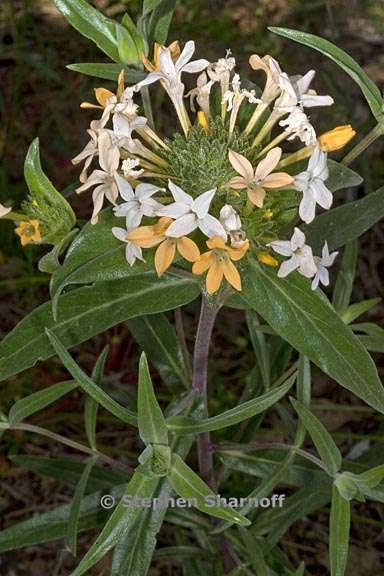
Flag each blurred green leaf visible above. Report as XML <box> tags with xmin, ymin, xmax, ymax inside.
<box><xmin>67</xmin><ymin>456</ymin><xmax>97</xmax><ymax>556</ymax></box>
<box><xmin>8</xmin><ymin>380</ymin><xmax>77</xmax><ymax>425</ymax></box>
<box><xmin>303</xmin><ymin>187</ymin><xmax>384</xmax><ymax>253</ymax></box>
<box><xmin>167</xmin><ymin>373</ymin><xmax>296</xmax><ymax>434</ymax></box>
<box><xmin>240</xmin><ymin>259</ymin><xmax>384</xmax><ymax>414</ymax></box>
<box><xmin>46</xmin><ymin>329</ymin><xmax>137</xmax><ymax>426</ymax></box>
<box><xmin>138</xmin><ymin>352</ymin><xmax>168</xmax><ymax>446</ymax></box>
<box><xmin>341</xmin><ymin>298</ymin><xmax>381</xmax><ymax>324</ymax></box>
<box><xmin>246</xmin><ymin>310</ymin><xmax>271</xmax><ymax>390</ymax></box>
<box><xmin>85</xmin><ymin>346</ymin><xmax>109</xmax><ymax>450</ymax></box>
<box><xmin>0</xmin><ymin>275</ymin><xmax>199</xmax><ymax>383</ymax></box>
<box><xmin>291</xmin><ymin>398</ymin><xmax>342</xmax><ymax>475</ymax></box>
<box><xmin>295</xmin><ymin>355</ymin><xmax>311</xmax><ymax>446</ymax></box>
<box><xmin>330</xmin><ymin>485</ymin><xmax>350</xmax><ymax>576</ymax></box>
<box><xmin>169</xmin><ymin>454</ymin><xmax>250</xmax><ymax>526</ymax></box>
<box><xmin>269</xmin><ymin>27</ymin><xmax>384</xmax><ymax>121</ymax></box>
<box><xmin>145</xmin><ymin>0</ymin><xmax>176</xmax><ymax>45</ymax></box>
<box><xmin>67</xmin><ymin>63</ymin><xmax>146</xmax><ymax>82</ymax></box>
<box><xmin>53</xmin><ymin>0</ymin><xmax>122</xmax><ymax>62</ymax></box>
<box><xmin>332</xmin><ymin>241</ymin><xmax>357</xmax><ymax>314</ymax></box>
<box><xmin>326</xmin><ymin>160</ymin><xmax>363</xmax><ymax>192</ymax></box>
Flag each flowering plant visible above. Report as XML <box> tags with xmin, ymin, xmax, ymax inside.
<box><xmin>1</xmin><ymin>2</ymin><xmax>384</xmax><ymax>575</ymax></box>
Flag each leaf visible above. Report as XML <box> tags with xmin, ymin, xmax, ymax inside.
<box><xmin>341</xmin><ymin>298</ymin><xmax>381</xmax><ymax>324</ymax></box>
<box><xmin>67</xmin><ymin>456</ymin><xmax>97</xmax><ymax>556</ymax></box>
<box><xmin>169</xmin><ymin>454</ymin><xmax>250</xmax><ymax>526</ymax></box>
<box><xmin>0</xmin><ymin>274</ymin><xmax>199</xmax><ymax>383</ymax></box>
<box><xmin>146</xmin><ymin>0</ymin><xmax>176</xmax><ymax>45</ymax></box>
<box><xmin>295</xmin><ymin>355</ymin><xmax>311</xmax><ymax>446</ymax></box>
<box><xmin>49</xmin><ymin>209</ymin><xmax>153</xmax><ymax>314</ymax></box>
<box><xmin>70</xmin><ymin>471</ymin><xmax>159</xmax><ymax>576</ymax></box>
<box><xmin>240</xmin><ymin>259</ymin><xmax>384</xmax><ymax>414</ymax></box>
<box><xmin>166</xmin><ymin>373</ymin><xmax>296</xmax><ymax>434</ymax></box>
<box><xmin>127</xmin><ymin>313</ymin><xmax>188</xmax><ymax>391</ymax></box>
<box><xmin>332</xmin><ymin>241</ymin><xmax>357</xmax><ymax>314</ymax></box>
<box><xmin>357</xmin><ymin>464</ymin><xmax>384</xmax><ymax>489</ymax></box>
<box><xmin>52</xmin><ymin>0</ymin><xmax>121</xmax><ymax>62</ymax></box>
<box><xmin>46</xmin><ymin>329</ymin><xmax>137</xmax><ymax>426</ymax></box>
<box><xmin>9</xmin><ymin>455</ymin><xmax>126</xmax><ymax>491</ymax></box>
<box><xmin>291</xmin><ymin>398</ymin><xmax>342</xmax><ymax>475</ymax></box>
<box><xmin>330</xmin><ymin>485</ymin><xmax>350</xmax><ymax>576</ymax></box>
<box><xmin>8</xmin><ymin>380</ymin><xmax>77</xmax><ymax>425</ymax></box>
<box><xmin>67</xmin><ymin>63</ymin><xmax>146</xmax><ymax>82</ymax></box>
<box><xmin>303</xmin><ymin>187</ymin><xmax>384</xmax><ymax>253</ymax></box>
<box><xmin>326</xmin><ymin>159</ymin><xmax>363</xmax><ymax>192</ymax></box>
<box><xmin>269</xmin><ymin>27</ymin><xmax>384</xmax><ymax>121</ymax></box>
<box><xmin>138</xmin><ymin>352</ymin><xmax>168</xmax><ymax>446</ymax></box>
<box><xmin>85</xmin><ymin>346</ymin><xmax>109</xmax><ymax>450</ymax></box>
<box><xmin>246</xmin><ymin>310</ymin><xmax>271</xmax><ymax>390</ymax></box>
<box><xmin>38</xmin><ymin>229</ymin><xmax>79</xmax><ymax>274</ymax></box>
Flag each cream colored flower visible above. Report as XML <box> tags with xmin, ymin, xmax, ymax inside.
<box><xmin>185</xmin><ymin>71</ymin><xmax>214</xmax><ymax>117</ymax></box>
<box><xmin>0</xmin><ymin>203</ymin><xmax>11</xmax><ymax>218</ymax></box>
<box><xmin>228</xmin><ymin>148</ymin><xmax>293</xmax><ymax>207</ymax></box>
<box><xmin>249</xmin><ymin>54</ymin><xmax>282</xmax><ymax>103</ymax></box>
<box><xmin>72</xmin><ymin>119</ymin><xmax>110</xmax><ymax>183</ymax></box>
<box><xmin>192</xmin><ymin>236</ymin><xmax>249</xmax><ymax>294</ymax></box>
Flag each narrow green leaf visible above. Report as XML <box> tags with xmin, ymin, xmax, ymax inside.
<box><xmin>295</xmin><ymin>355</ymin><xmax>311</xmax><ymax>446</ymax></box>
<box><xmin>240</xmin><ymin>260</ymin><xmax>384</xmax><ymax>414</ymax></box>
<box><xmin>330</xmin><ymin>485</ymin><xmax>350</xmax><ymax>576</ymax></box>
<box><xmin>332</xmin><ymin>241</ymin><xmax>357</xmax><ymax>314</ymax></box>
<box><xmin>357</xmin><ymin>464</ymin><xmax>384</xmax><ymax>489</ymax></box>
<box><xmin>341</xmin><ymin>298</ymin><xmax>381</xmax><ymax>324</ymax></box>
<box><xmin>38</xmin><ymin>229</ymin><xmax>79</xmax><ymax>274</ymax></box>
<box><xmin>169</xmin><ymin>454</ymin><xmax>250</xmax><ymax>526</ymax></box>
<box><xmin>67</xmin><ymin>63</ymin><xmax>146</xmax><ymax>82</ymax></box>
<box><xmin>239</xmin><ymin>528</ymin><xmax>268</xmax><ymax>576</ymax></box>
<box><xmin>167</xmin><ymin>373</ymin><xmax>296</xmax><ymax>434</ymax></box>
<box><xmin>85</xmin><ymin>346</ymin><xmax>109</xmax><ymax>450</ymax></box>
<box><xmin>46</xmin><ymin>329</ymin><xmax>137</xmax><ymax>426</ymax></box>
<box><xmin>67</xmin><ymin>456</ymin><xmax>97</xmax><ymax>556</ymax></box>
<box><xmin>138</xmin><ymin>352</ymin><xmax>168</xmax><ymax>446</ymax></box>
<box><xmin>127</xmin><ymin>313</ymin><xmax>188</xmax><ymax>391</ymax></box>
<box><xmin>70</xmin><ymin>471</ymin><xmax>158</xmax><ymax>576</ymax></box>
<box><xmin>52</xmin><ymin>0</ymin><xmax>121</xmax><ymax>62</ymax></box>
<box><xmin>269</xmin><ymin>27</ymin><xmax>383</xmax><ymax>120</ymax></box>
<box><xmin>291</xmin><ymin>398</ymin><xmax>342</xmax><ymax>475</ymax></box>
<box><xmin>8</xmin><ymin>380</ymin><xmax>77</xmax><ymax>425</ymax></box>
<box><xmin>303</xmin><ymin>187</ymin><xmax>384</xmax><ymax>253</ymax></box>
<box><xmin>0</xmin><ymin>275</ymin><xmax>199</xmax><ymax>383</ymax></box>
<box><xmin>246</xmin><ymin>310</ymin><xmax>271</xmax><ymax>390</ymax></box>
<box><xmin>146</xmin><ymin>0</ymin><xmax>176</xmax><ymax>45</ymax></box>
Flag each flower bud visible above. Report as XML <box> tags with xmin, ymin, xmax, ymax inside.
<box><xmin>197</xmin><ymin>110</ymin><xmax>209</xmax><ymax>132</ymax></box>
<box><xmin>318</xmin><ymin>125</ymin><xmax>356</xmax><ymax>152</ymax></box>
<box><xmin>257</xmin><ymin>251</ymin><xmax>278</xmax><ymax>267</ymax></box>
<box><xmin>220</xmin><ymin>204</ymin><xmax>241</xmax><ymax>232</ymax></box>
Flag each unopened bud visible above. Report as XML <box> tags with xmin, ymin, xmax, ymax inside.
<box><xmin>318</xmin><ymin>125</ymin><xmax>356</xmax><ymax>152</ymax></box>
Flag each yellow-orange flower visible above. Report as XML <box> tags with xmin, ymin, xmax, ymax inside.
<box><xmin>192</xmin><ymin>236</ymin><xmax>249</xmax><ymax>294</ymax></box>
<box><xmin>127</xmin><ymin>217</ymin><xmax>200</xmax><ymax>276</ymax></box>
<box><xmin>318</xmin><ymin>125</ymin><xmax>356</xmax><ymax>152</ymax></box>
<box><xmin>15</xmin><ymin>220</ymin><xmax>42</xmax><ymax>247</ymax></box>
<box><xmin>80</xmin><ymin>69</ymin><xmax>125</xmax><ymax>110</ymax></box>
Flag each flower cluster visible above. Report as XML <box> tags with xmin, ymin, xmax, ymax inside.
<box><xmin>70</xmin><ymin>41</ymin><xmax>356</xmax><ymax>294</ymax></box>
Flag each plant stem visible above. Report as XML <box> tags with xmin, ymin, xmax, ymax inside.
<box><xmin>9</xmin><ymin>423</ymin><xmax>132</xmax><ymax>475</ymax></box>
<box><xmin>342</xmin><ymin>123</ymin><xmax>384</xmax><ymax>166</ymax></box>
<box><xmin>193</xmin><ymin>295</ymin><xmax>222</xmax><ymax>488</ymax></box>
<box><xmin>141</xmin><ymin>86</ymin><xmax>155</xmax><ymax>130</ymax></box>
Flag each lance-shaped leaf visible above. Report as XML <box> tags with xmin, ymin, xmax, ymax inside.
<box><xmin>240</xmin><ymin>259</ymin><xmax>384</xmax><ymax>414</ymax></box>
<box><xmin>46</xmin><ymin>329</ymin><xmax>137</xmax><ymax>426</ymax></box>
<box><xmin>85</xmin><ymin>346</ymin><xmax>109</xmax><ymax>450</ymax></box>
<box><xmin>269</xmin><ymin>27</ymin><xmax>384</xmax><ymax>121</ymax></box>
<box><xmin>70</xmin><ymin>470</ymin><xmax>159</xmax><ymax>576</ymax></box>
<box><xmin>8</xmin><ymin>380</ymin><xmax>77</xmax><ymax>425</ymax></box>
<box><xmin>332</xmin><ymin>241</ymin><xmax>357</xmax><ymax>314</ymax></box>
<box><xmin>303</xmin><ymin>187</ymin><xmax>384</xmax><ymax>253</ymax></box>
<box><xmin>67</xmin><ymin>63</ymin><xmax>146</xmax><ymax>82</ymax></box>
<box><xmin>169</xmin><ymin>454</ymin><xmax>250</xmax><ymax>526</ymax></box>
<box><xmin>291</xmin><ymin>398</ymin><xmax>342</xmax><ymax>476</ymax></box>
<box><xmin>0</xmin><ymin>275</ymin><xmax>199</xmax><ymax>383</ymax></box>
<box><xmin>53</xmin><ymin>0</ymin><xmax>121</xmax><ymax>62</ymax></box>
<box><xmin>167</xmin><ymin>373</ymin><xmax>296</xmax><ymax>434</ymax></box>
<box><xmin>138</xmin><ymin>353</ymin><xmax>168</xmax><ymax>446</ymax></box>
<box><xmin>330</xmin><ymin>485</ymin><xmax>350</xmax><ymax>576</ymax></box>
<box><xmin>341</xmin><ymin>298</ymin><xmax>381</xmax><ymax>325</ymax></box>
<box><xmin>326</xmin><ymin>159</ymin><xmax>362</xmax><ymax>192</ymax></box>
<box><xmin>67</xmin><ymin>456</ymin><xmax>97</xmax><ymax>556</ymax></box>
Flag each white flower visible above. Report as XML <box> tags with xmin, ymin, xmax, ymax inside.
<box><xmin>209</xmin><ymin>50</ymin><xmax>236</xmax><ymax>81</ymax></box>
<box><xmin>268</xmin><ymin>227</ymin><xmax>317</xmax><ymax>279</ymax></box>
<box><xmin>156</xmin><ymin>180</ymin><xmax>226</xmax><ymax>239</ymax></box>
<box><xmin>279</xmin><ymin>107</ymin><xmax>317</xmax><ymax>146</ymax></box>
<box><xmin>295</xmin><ymin>146</ymin><xmax>333</xmax><ymax>224</ymax></box>
<box><xmin>185</xmin><ymin>71</ymin><xmax>214</xmax><ymax>117</ymax></box>
<box><xmin>220</xmin><ymin>205</ymin><xmax>241</xmax><ymax>232</ymax></box>
<box><xmin>112</xmin><ymin>87</ymin><xmax>147</xmax><ymax>139</ymax></box>
<box><xmin>137</xmin><ymin>41</ymin><xmax>209</xmax><ymax>93</ymax></box>
<box><xmin>223</xmin><ymin>74</ymin><xmax>260</xmax><ymax>111</ymax></box>
<box><xmin>72</xmin><ymin>118</ymin><xmax>110</xmax><ymax>184</ymax></box>
<box><xmin>249</xmin><ymin>54</ymin><xmax>283</xmax><ymax>103</ymax></box>
<box><xmin>274</xmin><ymin>69</ymin><xmax>334</xmax><ymax>113</ymax></box>
<box><xmin>76</xmin><ymin>132</ymin><xmax>120</xmax><ymax>224</ymax></box>
<box><xmin>312</xmin><ymin>242</ymin><xmax>338</xmax><ymax>289</ymax></box>
<box><xmin>122</xmin><ymin>158</ymin><xmax>144</xmax><ymax>179</ymax></box>
<box><xmin>0</xmin><ymin>203</ymin><xmax>11</xmax><ymax>218</ymax></box>
<box><xmin>114</xmin><ymin>177</ymin><xmax>163</xmax><ymax>228</ymax></box>
<box><xmin>112</xmin><ymin>226</ymin><xmax>144</xmax><ymax>266</ymax></box>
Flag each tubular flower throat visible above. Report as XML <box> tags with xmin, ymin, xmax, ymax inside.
<box><xmin>68</xmin><ymin>39</ymin><xmax>349</xmax><ymax>292</ymax></box>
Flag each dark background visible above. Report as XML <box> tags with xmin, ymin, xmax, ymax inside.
<box><xmin>0</xmin><ymin>1</ymin><xmax>384</xmax><ymax>574</ymax></box>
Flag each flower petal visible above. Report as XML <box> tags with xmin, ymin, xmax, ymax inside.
<box><xmin>222</xmin><ymin>259</ymin><xmax>242</xmax><ymax>291</ymax></box>
<box><xmin>255</xmin><ymin>147</ymin><xmax>282</xmax><ymax>180</ymax></box>
<box><xmin>228</xmin><ymin>150</ymin><xmax>254</xmax><ymax>181</ymax></box>
<box><xmin>91</xmin><ymin>186</ymin><xmax>105</xmax><ymax>224</ymax></box>
<box><xmin>228</xmin><ymin>176</ymin><xmax>247</xmax><ymax>189</ymax></box>
<box><xmin>312</xmin><ymin>180</ymin><xmax>333</xmax><ymax>210</ymax></box>
<box><xmin>155</xmin><ymin>239</ymin><xmax>176</xmax><ymax>276</ymax></box>
<box><xmin>166</xmin><ymin>213</ymin><xmax>197</xmax><ymax>238</ymax></box>
<box><xmin>136</xmin><ymin>183</ymin><xmax>163</xmax><ymax>200</ymax></box>
<box><xmin>168</xmin><ymin>180</ymin><xmax>193</xmax><ymax>205</ymax></box>
<box><xmin>192</xmin><ymin>251</ymin><xmax>214</xmax><ymax>275</ymax></box>
<box><xmin>299</xmin><ymin>190</ymin><xmax>317</xmax><ymax>224</ymax></box>
<box><xmin>112</xmin><ymin>227</ymin><xmax>128</xmax><ymax>242</ymax></box>
<box><xmin>177</xmin><ymin>236</ymin><xmax>200</xmax><ymax>262</ymax></box>
<box><xmin>277</xmin><ymin>256</ymin><xmax>299</xmax><ymax>278</ymax></box>
<box><xmin>291</xmin><ymin>227</ymin><xmax>306</xmax><ymax>250</ymax></box>
<box><xmin>247</xmin><ymin>186</ymin><xmax>266</xmax><ymax>208</ymax></box>
<box><xmin>115</xmin><ymin>173</ymin><xmax>134</xmax><ymax>201</ymax></box>
<box><xmin>263</xmin><ymin>172</ymin><xmax>293</xmax><ymax>189</ymax></box>
<box><xmin>193</xmin><ymin>188</ymin><xmax>216</xmax><ymax>219</ymax></box>
<box><xmin>182</xmin><ymin>59</ymin><xmax>210</xmax><ymax>74</ymax></box>
<box><xmin>198</xmin><ymin>214</ymin><xmax>227</xmax><ymax>239</ymax></box>
<box><xmin>206</xmin><ymin>260</ymin><xmax>224</xmax><ymax>294</ymax></box>
<box><xmin>268</xmin><ymin>240</ymin><xmax>292</xmax><ymax>257</ymax></box>
<box><xmin>175</xmin><ymin>40</ymin><xmax>195</xmax><ymax>71</ymax></box>
<box><xmin>157</xmin><ymin>202</ymin><xmax>191</xmax><ymax>219</ymax></box>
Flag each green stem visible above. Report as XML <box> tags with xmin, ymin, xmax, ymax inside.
<box><xmin>342</xmin><ymin>123</ymin><xmax>384</xmax><ymax>166</ymax></box>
